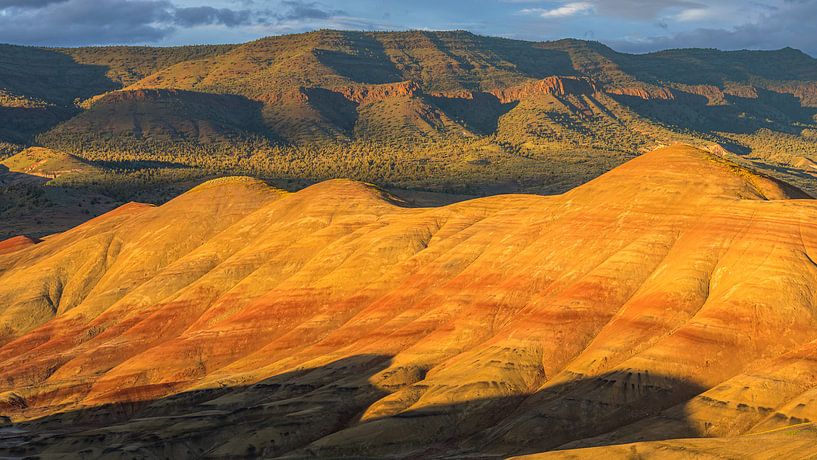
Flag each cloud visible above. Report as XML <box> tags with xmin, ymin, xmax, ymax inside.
<box><xmin>275</xmin><ymin>1</ymin><xmax>345</xmax><ymax>21</ymax></box>
<box><xmin>610</xmin><ymin>0</ymin><xmax>817</xmax><ymax>55</ymax></box>
<box><xmin>675</xmin><ymin>7</ymin><xmax>713</xmax><ymax>22</ymax></box>
<box><xmin>0</xmin><ymin>0</ymin><xmax>68</xmax><ymax>8</ymax></box>
<box><xmin>0</xmin><ymin>0</ymin><xmax>175</xmax><ymax>45</ymax></box>
<box><xmin>0</xmin><ymin>0</ymin><xmax>301</xmax><ymax>46</ymax></box>
<box><xmin>174</xmin><ymin>6</ymin><xmax>254</xmax><ymax>27</ymax></box>
<box><xmin>522</xmin><ymin>2</ymin><xmax>593</xmax><ymax>18</ymax></box>
<box><xmin>520</xmin><ymin>0</ymin><xmax>704</xmax><ymax>20</ymax></box>
<box><xmin>591</xmin><ymin>0</ymin><xmax>702</xmax><ymax>19</ymax></box>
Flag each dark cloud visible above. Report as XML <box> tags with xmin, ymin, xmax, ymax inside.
<box><xmin>0</xmin><ymin>0</ymin><xmax>174</xmax><ymax>46</ymax></box>
<box><xmin>174</xmin><ymin>6</ymin><xmax>254</xmax><ymax>27</ymax></box>
<box><xmin>591</xmin><ymin>0</ymin><xmax>703</xmax><ymax>19</ymax></box>
<box><xmin>0</xmin><ymin>0</ymin><xmax>68</xmax><ymax>8</ymax></box>
<box><xmin>0</xmin><ymin>0</ymin><xmax>281</xmax><ymax>46</ymax></box>
<box><xmin>276</xmin><ymin>1</ymin><xmax>345</xmax><ymax>21</ymax></box>
<box><xmin>612</xmin><ymin>0</ymin><xmax>817</xmax><ymax>55</ymax></box>
<box><xmin>0</xmin><ymin>0</ymin><xmax>349</xmax><ymax>46</ymax></box>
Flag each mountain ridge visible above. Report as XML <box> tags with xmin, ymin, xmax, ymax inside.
<box><xmin>5</xmin><ymin>30</ymin><xmax>809</xmax><ymax>197</ymax></box>
<box><xmin>2</xmin><ymin>29</ymin><xmax>817</xmax><ymax>271</ymax></box>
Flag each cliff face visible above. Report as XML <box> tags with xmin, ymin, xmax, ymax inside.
<box><xmin>769</xmin><ymin>81</ymin><xmax>817</xmax><ymax>106</ymax></box>
<box><xmin>489</xmin><ymin>76</ymin><xmax>599</xmax><ymax>103</ymax></box>
<box><xmin>606</xmin><ymin>85</ymin><xmax>675</xmax><ymax>100</ymax></box>
<box><xmin>331</xmin><ymin>81</ymin><xmax>421</xmax><ymax>104</ymax></box>
<box><xmin>2</xmin><ymin>146</ymin><xmax>817</xmax><ymax>458</ymax></box>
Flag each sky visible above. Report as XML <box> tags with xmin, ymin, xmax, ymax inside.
<box><xmin>0</xmin><ymin>0</ymin><xmax>815</xmax><ymax>56</ymax></box>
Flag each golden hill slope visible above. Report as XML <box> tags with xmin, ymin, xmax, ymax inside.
<box><xmin>1</xmin><ymin>145</ymin><xmax>817</xmax><ymax>457</ymax></box>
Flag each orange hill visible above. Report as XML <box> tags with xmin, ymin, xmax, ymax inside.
<box><xmin>1</xmin><ymin>145</ymin><xmax>817</xmax><ymax>457</ymax></box>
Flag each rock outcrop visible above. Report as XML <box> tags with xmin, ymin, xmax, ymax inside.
<box><xmin>490</xmin><ymin>76</ymin><xmax>598</xmax><ymax>103</ymax></box>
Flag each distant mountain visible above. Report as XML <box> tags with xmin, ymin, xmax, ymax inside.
<box><xmin>2</xmin><ymin>146</ymin><xmax>817</xmax><ymax>457</ymax></box>
<box><xmin>0</xmin><ymin>43</ymin><xmax>234</xmax><ymax>142</ymax></box>
<box><xmin>1</xmin><ymin>30</ymin><xmax>816</xmax><ymax>197</ymax></box>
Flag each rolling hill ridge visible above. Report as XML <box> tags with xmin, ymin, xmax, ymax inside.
<box><xmin>2</xmin><ymin>145</ymin><xmax>817</xmax><ymax>457</ymax></box>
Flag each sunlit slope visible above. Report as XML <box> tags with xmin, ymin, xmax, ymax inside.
<box><xmin>1</xmin><ymin>147</ymin><xmax>99</xmax><ymax>179</ymax></box>
<box><xmin>513</xmin><ymin>424</ymin><xmax>817</xmax><ymax>459</ymax></box>
<box><xmin>44</xmin><ymin>31</ymin><xmax>817</xmax><ymax>153</ymax></box>
<box><xmin>12</xmin><ymin>30</ymin><xmax>814</xmax><ymax>196</ymax></box>
<box><xmin>2</xmin><ymin>145</ymin><xmax>817</xmax><ymax>457</ymax></box>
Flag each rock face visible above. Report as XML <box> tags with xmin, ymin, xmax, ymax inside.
<box><xmin>606</xmin><ymin>85</ymin><xmax>675</xmax><ymax>100</ymax></box>
<box><xmin>331</xmin><ymin>81</ymin><xmax>422</xmax><ymax>105</ymax></box>
<box><xmin>490</xmin><ymin>76</ymin><xmax>598</xmax><ymax>103</ymax></box>
<box><xmin>1</xmin><ymin>145</ymin><xmax>817</xmax><ymax>457</ymax></box>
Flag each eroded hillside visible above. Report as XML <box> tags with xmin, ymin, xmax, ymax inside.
<box><xmin>1</xmin><ymin>145</ymin><xmax>817</xmax><ymax>458</ymax></box>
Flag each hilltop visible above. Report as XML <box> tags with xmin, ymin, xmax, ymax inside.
<box><xmin>2</xmin><ymin>145</ymin><xmax>817</xmax><ymax>457</ymax></box>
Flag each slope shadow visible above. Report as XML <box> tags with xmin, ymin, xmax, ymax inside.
<box><xmin>611</xmin><ymin>87</ymin><xmax>817</xmax><ymax>138</ymax></box>
<box><xmin>430</xmin><ymin>92</ymin><xmax>518</xmax><ymax>135</ymax></box>
<box><xmin>0</xmin><ymin>106</ymin><xmax>78</xmax><ymax>145</ymax></box>
<box><xmin>0</xmin><ymin>45</ymin><xmax>118</xmax><ymax>105</ymax></box>
<box><xmin>423</xmin><ymin>31</ymin><xmax>477</xmax><ymax>71</ymax></box>
<box><xmin>614</xmin><ymin>48</ymin><xmax>817</xmax><ymax>86</ymax></box>
<box><xmin>41</xmin><ymin>89</ymin><xmax>277</xmax><ymax>146</ymax></box>
<box><xmin>314</xmin><ymin>32</ymin><xmax>402</xmax><ymax>84</ymax></box>
<box><xmin>301</xmin><ymin>87</ymin><xmax>359</xmax><ymax>136</ymax></box>
<box><xmin>0</xmin><ymin>45</ymin><xmax>121</xmax><ymax>142</ymax></box>
<box><xmin>479</xmin><ymin>36</ymin><xmax>577</xmax><ymax>79</ymax></box>
<box><xmin>0</xmin><ymin>165</ymin><xmax>120</xmax><ymax>240</ymax></box>
<box><xmin>0</xmin><ymin>354</ymin><xmax>707</xmax><ymax>458</ymax></box>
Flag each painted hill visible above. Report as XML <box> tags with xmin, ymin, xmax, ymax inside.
<box><xmin>1</xmin><ymin>145</ymin><xmax>817</xmax><ymax>457</ymax></box>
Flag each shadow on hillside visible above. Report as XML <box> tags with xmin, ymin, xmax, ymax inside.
<box><xmin>0</xmin><ymin>45</ymin><xmax>121</xmax><ymax>142</ymax></box>
<box><xmin>430</xmin><ymin>93</ymin><xmax>518</xmax><ymax>135</ymax></box>
<box><xmin>612</xmin><ymin>87</ymin><xmax>817</xmax><ymax>139</ymax></box>
<box><xmin>314</xmin><ymin>32</ymin><xmax>402</xmax><ymax>84</ymax></box>
<box><xmin>0</xmin><ymin>45</ymin><xmax>118</xmax><ymax>105</ymax></box>
<box><xmin>43</xmin><ymin>89</ymin><xmax>277</xmax><ymax>145</ymax></box>
<box><xmin>0</xmin><ymin>354</ymin><xmax>706</xmax><ymax>458</ymax></box>
<box><xmin>301</xmin><ymin>87</ymin><xmax>359</xmax><ymax>136</ymax></box>
<box><xmin>0</xmin><ymin>165</ymin><xmax>122</xmax><ymax>240</ymax></box>
<box><xmin>0</xmin><ymin>106</ymin><xmax>79</xmax><ymax>145</ymax></box>
<box><xmin>614</xmin><ymin>48</ymin><xmax>817</xmax><ymax>86</ymax></box>
<box><xmin>481</xmin><ymin>37</ymin><xmax>577</xmax><ymax>79</ymax></box>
